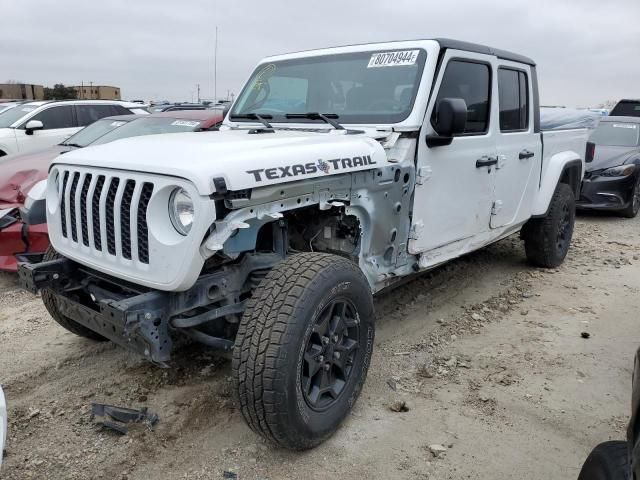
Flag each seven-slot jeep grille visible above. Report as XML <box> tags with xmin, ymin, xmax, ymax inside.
<box><xmin>58</xmin><ymin>170</ymin><xmax>154</xmax><ymax>264</ymax></box>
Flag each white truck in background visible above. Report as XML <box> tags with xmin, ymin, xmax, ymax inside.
<box><xmin>20</xmin><ymin>38</ymin><xmax>588</xmax><ymax>450</ymax></box>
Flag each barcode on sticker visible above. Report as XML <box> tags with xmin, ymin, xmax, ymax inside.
<box><xmin>368</xmin><ymin>50</ymin><xmax>419</xmax><ymax>68</ymax></box>
<box><xmin>171</xmin><ymin>120</ymin><xmax>200</xmax><ymax>127</ymax></box>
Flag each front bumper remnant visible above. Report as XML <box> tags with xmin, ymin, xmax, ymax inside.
<box><xmin>18</xmin><ymin>253</ymin><xmax>282</xmax><ymax>363</ymax></box>
<box><xmin>18</xmin><ymin>257</ymin><xmax>174</xmax><ymax>363</ymax></box>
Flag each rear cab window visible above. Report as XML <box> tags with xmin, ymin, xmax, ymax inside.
<box><xmin>498</xmin><ymin>68</ymin><xmax>529</xmax><ymax>132</ymax></box>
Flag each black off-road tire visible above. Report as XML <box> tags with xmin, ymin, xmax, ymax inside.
<box><xmin>41</xmin><ymin>247</ymin><xmax>106</xmax><ymax>341</ymax></box>
<box><xmin>523</xmin><ymin>183</ymin><xmax>575</xmax><ymax>268</ymax></box>
<box><xmin>232</xmin><ymin>253</ymin><xmax>375</xmax><ymax>450</ymax></box>
<box><xmin>620</xmin><ymin>175</ymin><xmax>640</xmax><ymax>219</ymax></box>
<box><xmin>577</xmin><ymin>441</ymin><xmax>630</xmax><ymax>480</ymax></box>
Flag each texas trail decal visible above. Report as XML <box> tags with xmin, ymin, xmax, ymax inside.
<box><xmin>246</xmin><ymin>155</ymin><xmax>376</xmax><ymax>182</ymax></box>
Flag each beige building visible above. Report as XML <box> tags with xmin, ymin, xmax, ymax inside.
<box><xmin>73</xmin><ymin>85</ymin><xmax>121</xmax><ymax>100</ymax></box>
<box><xmin>0</xmin><ymin>83</ymin><xmax>44</xmax><ymax>100</ymax></box>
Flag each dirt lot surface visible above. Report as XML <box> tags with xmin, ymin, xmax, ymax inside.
<box><xmin>1</xmin><ymin>212</ymin><xmax>638</xmax><ymax>479</ymax></box>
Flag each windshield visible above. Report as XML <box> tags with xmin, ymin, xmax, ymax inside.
<box><xmin>62</xmin><ymin>118</ymin><xmax>130</xmax><ymax>147</ymax></box>
<box><xmin>590</xmin><ymin>122</ymin><xmax>640</xmax><ymax>147</ymax></box>
<box><xmin>90</xmin><ymin>116</ymin><xmax>204</xmax><ymax>145</ymax></box>
<box><xmin>231</xmin><ymin>49</ymin><xmax>427</xmax><ymax>124</ymax></box>
<box><xmin>0</xmin><ymin>104</ymin><xmax>37</xmax><ymax>128</ymax></box>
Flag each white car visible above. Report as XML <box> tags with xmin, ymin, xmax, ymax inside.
<box><xmin>0</xmin><ymin>100</ymin><xmax>148</xmax><ymax>157</ymax></box>
<box><xmin>0</xmin><ymin>385</ymin><xmax>5</xmax><ymax>467</ymax></box>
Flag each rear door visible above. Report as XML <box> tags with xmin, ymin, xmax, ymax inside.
<box><xmin>14</xmin><ymin>105</ymin><xmax>77</xmax><ymax>154</ymax></box>
<box><xmin>490</xmin><ymin>63</ymin><xmax>541</xmax><ymax>228</ymax></box>
<box><xmin>410</xmin><ymin>50</ymin><xmax>498</xmax><ymax>255</ymax></box>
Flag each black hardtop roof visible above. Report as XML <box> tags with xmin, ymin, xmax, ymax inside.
<box><xmin>273</xmin><ymin>37</ymin><xmax>535</xmax><ymax>66</ymax></box>
<box><xmin>434</xmin><ymin>38</ymin><xmax>535</xmax><ymax>66</ymax></box>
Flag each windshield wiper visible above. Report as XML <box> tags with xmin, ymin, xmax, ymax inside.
<box><xmin>61</xmin><ymin>142</ymin><xmax>84</xmax><ymax>148</ymax></box>
<box><xmin>229</xmin><ymin>113</ymin><xmax>273</xmax><ymax>129</ymax></box>
<box><xmin>284</xmin><ymin>112</ymin><xmax>345</xmax><ymax>130</ymax></box>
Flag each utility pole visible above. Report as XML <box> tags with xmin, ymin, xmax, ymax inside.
<box><xmin>80</xmin><ymin>80</ymin><xmax>84</xmax><ymax>99</ymax></box>
<box><xmin>196</xmin><ymin>83</ymin><xmax>201</xmax><ymax>103</ymax></box>
<box><xmin>214</xmin><ymin>26</ymin><xmax>218</xmax><ymax>103</ymax></box>
<box><xmin>89</xmin><ymin>81</ymin><xmax>93</xmax><ymax>99</ymax></box>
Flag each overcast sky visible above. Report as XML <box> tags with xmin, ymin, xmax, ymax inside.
<box><xmin>3</xmin><ymin>0</ymin><xmax>639</xmax><ymax>107</ymax></box>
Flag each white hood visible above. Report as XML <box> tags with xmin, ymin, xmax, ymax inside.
<box><xmin>52</xmin><ymin>129</ymin><xmax>390</xmax><ymax>194</ymax></box>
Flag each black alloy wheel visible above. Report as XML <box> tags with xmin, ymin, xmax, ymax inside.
<box><xmin>301</xmin><ymin>299</ymin><xmax>360</xmax><ymax>411</ymax></box>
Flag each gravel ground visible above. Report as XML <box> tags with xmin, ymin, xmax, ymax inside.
<box><xmin>0</xmin><ymin>212</ymin><xmax>638</xmax><ymax>479</ymax></box>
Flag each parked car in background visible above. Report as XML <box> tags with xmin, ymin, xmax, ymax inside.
<box><xmin>148</xmin><ymin>103</ymin><xmax>210</xmax><ymax>112</ymax></box>
<box><xmin>578</xmin><ymin>116</ymin><xmax>640</xmax><ymax>218</ymax></box>
<box><xmin>577</xmin><ymin>345</ymin><xmax>640</xmax><ymax>479</ymax></box>
<box><xmin>0</xmin><ymin>109</ymin><xmax>223</xmax><ymax>271</ymax></box>
<box><xmin>610</xmin><ymin>99</ymin><xmax>640</xmax><ymax>118</ymax></box>
<box><xmin>0</xmin><ymin>100</ymin><xmax>149</xmax><ymax>157</ymax></box>
<box><xmin>0</xmin><ymin>102</ymin><xmax>22</xmax><ymax>114</ymax></box>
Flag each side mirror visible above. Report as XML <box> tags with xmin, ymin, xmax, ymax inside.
<box><xmin>25</xmin><ymin>120</ymin><xmax>44</xmax><ymax>135</ymax></box>
<box><xmin>426</xmin><ymin>98</ymin><xmax>467</xmax><ymax>147</ymax></box>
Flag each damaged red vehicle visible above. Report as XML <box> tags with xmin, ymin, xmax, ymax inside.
<box><xmin>0</xmin><ymin>109</ymin><xmax>223</xmax><ymax>271</ymax></box>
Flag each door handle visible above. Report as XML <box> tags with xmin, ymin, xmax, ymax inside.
<box><xmin>519</xmin><ymin>150</ymin><xmax>534</xmax><ymax>160</ymax></box>
<box><xmin>476</xmin><ymin>156</ymin><xmax>498</xmax><ymax>168</ymax></box>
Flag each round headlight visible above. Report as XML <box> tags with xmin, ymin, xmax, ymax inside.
<box><xmin>169</xmin><ymin>188</ymin><xmax>194</xmax><ymax>235</ymax></box>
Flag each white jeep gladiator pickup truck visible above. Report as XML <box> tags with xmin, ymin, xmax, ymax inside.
<box><xmin>19</xmin><ymin>38</ymin><xmax>588</xmax><ymax>450</ymax></box>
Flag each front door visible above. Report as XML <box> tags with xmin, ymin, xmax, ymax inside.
<box><xmin>15</xmin><ymin>105</ymin><xmax>78</xmax><ymax>154</ymax></box>
<box><xmin>409</xmin><ymin>50</ymin><xmax>497</xmax><ymax>256</ymax></box>
<box><xmin>490</xmin><ymin>63</ymin><xmax>541</xmax><ymax>228</ymax></box>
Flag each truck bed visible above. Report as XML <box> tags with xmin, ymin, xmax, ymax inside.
<box><xmin>541</xmin><ymin>128</ymin><xmax>589</xmax><ymax>178</ymax></box>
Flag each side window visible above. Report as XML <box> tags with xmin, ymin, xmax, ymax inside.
<box><xmin>498</xmin><ymin>68</ymin><xmax>529</xmax><ymax>132</ymax></box>
<box><xmin>28</xmin><ymin>106</ymin><xmax>75</xmax><ymax>130</ymax></box>
<box><xmin>432</xmin><ymin>60</ymin><xmax>491</xmax><ymax>134</ymax></box>
<box><xmin>76</xmin><ymin>105</ymin><xmax>120</xmax><ymax>126</ymax></box>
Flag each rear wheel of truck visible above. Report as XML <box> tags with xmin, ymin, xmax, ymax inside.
<box><xmin>577</xmin><ymin>441</ymin><xmax>630</xmax><ymax>480</ymax></box>
<box><xmin>523</xmin><ymin>183</ymin><xmax>575</xmax><ymax>268</ymax></box>
<box><xmin>41</xmin><ymin>247</ymin><xmax>106</xmax><ymax>341</ymax></box>
<box><xmin>620</xmin><ymin>175</ymin><xmax>640</xmax><ymax>218</ymax></box>
<box><xmin>233</xmin><ymin>252</ymin><xmax>375</xmax><ymax>450</ymax></box>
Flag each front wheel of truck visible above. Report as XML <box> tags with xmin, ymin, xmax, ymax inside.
<box><xmin>523</xmin><ymin>183</ymin><xmax>576</xmax><ymax>268</ymax></box>
<box><xmin>232</xmin><ymin>252</ymin><xmax>375</xmax><ymax>450</ymax></box>
<box><xmin>41</xmin><ymin>247</ymin><xmax>106</xmax><ymax>341</ymax></box>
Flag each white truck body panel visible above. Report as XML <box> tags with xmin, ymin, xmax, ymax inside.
<box><xmin>55</xmin><ymin>129</ymin><xmax>391</xmax><ymax>194</ymax></box>
<box><xmin>44</xmin><ymin>39</ymin><xmax>587</xmax><ymax>292</ymax></box>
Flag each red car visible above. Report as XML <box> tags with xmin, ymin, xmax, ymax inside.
<box><xmin>0</xmin><ymin>110</ymin><xmax>223</xmax><ymax>271</ymax></box>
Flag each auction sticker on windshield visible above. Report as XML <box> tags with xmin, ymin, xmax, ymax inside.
<box><xmin>368</xmin><ymin>50</ymin><xmax>419</xmax><ymax>68</ymax></box>
<box><xmin>171</xmin><ymin>120</ymin><xmax>200</xmax><ymax>127</ymax></box>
